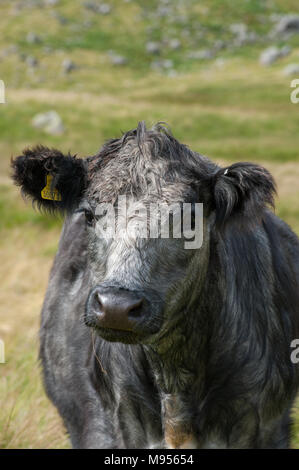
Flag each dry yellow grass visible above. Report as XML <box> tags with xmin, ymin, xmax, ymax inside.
<box><xmin>0</xmin><ymin>225</ymin><xmax>69</xmax><ymax>449</ymax></box>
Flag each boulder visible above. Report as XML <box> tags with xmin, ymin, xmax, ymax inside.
<box><xmin>283</xmin><ymin>63</ymin><xmax>299</xmax><ymax>76</ymax></box>
<box><xmin>259</xmin><ymin>46</ymin><xmax>290</xmax><ymax>66</ymax></box>
<box><xmin>273</xmin><ymin>15</ymin><xmax>299</xmax><ymax>35</ymax></box>
<box><xmin>32</xmin><ymin>111</ymin><xmax>64</xmax><ymax>135</ymax></box>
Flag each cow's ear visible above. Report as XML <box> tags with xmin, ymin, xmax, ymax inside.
<box><xmin>11</xmin><ymin>145</ymin><xmax>87</xmax><ymax>213</ymax></box>
<box><xmin>211</xmin><ymin>162</ymin><xmax>276</xmax><ymax>228</ymax></box>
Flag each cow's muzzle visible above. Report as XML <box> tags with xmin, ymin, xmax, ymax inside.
<box><xmin>86</xmin><ymin>285</ymin><xmax>145</xmax><ymax>332</ymax></box>
<box><xmin>85</xmin><ymin>285</ymin><xmax>163</xmax><ymax>343</ymax></box>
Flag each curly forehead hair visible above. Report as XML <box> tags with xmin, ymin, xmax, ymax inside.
<box><xmin>86</xmin><ymin>121</ymin><xmax>217</xmax><ymax>204</ymax></box>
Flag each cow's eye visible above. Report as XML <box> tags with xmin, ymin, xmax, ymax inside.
<box><xmin>84</xmin><ymin>209</ymin><xmax>94</xmax><ymax>227</ymax></box>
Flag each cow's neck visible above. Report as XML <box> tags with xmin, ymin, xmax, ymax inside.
<box><xmin>144</xmin><ymin>226</ymin><xmax>216</xmax><ymax>448</ymax></box>
<box><xmin>143</xmin><ymin>272</ymin><xmax>213</xmax><ymax>449</ymax></box>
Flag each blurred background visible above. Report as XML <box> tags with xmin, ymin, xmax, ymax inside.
<box><xmin>0</xmin><ymin>0</ymin><xmax>299</xmax><ymax>448</ymax></box>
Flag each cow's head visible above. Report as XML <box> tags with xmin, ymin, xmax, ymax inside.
<box><xmin>12</xmin><ymin>122</ymin><xmax>275</xmax><ymax>345</ymax></box>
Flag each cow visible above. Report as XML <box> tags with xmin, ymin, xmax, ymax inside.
<box><xmin>12</xmin><ymin>122</ymin><xmax>299</xmax><ymax>448</ymax></box>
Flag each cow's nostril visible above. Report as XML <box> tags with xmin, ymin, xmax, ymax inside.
<box><xmin>96</xmin><ymin>293</ymin><xmax>103</xmax><ymax>310</ymax></box>
<box><xmin>90</xmin><ymin>288</ymin><xmax>145</xmax><ymax>331</ymax></box>
<box><xmin>127</xmin><ymin>299</ymin><xmax>143</xmax><ymax>318</ymax></box>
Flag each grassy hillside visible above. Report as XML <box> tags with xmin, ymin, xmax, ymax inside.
<box><xmin>1</xmin><ymin>0</ymin><xmax>299</xmax><ymax>448</ymax></box>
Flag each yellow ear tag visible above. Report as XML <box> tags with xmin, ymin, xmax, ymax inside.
<box><xmin>41</xmin><ymin>174</ymin><xmax>62</xmax><ymax>201</ymax></box>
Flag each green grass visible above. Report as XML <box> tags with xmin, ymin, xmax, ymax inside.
<box><xmin>0</xmin><ymin>185</ymin><xmax>62</xmax><ymax>230</ymax></box>
<box><xmin>1</xmin><ymin>0</ymin><xmax>299</xmax><ymax>449</ymax></box>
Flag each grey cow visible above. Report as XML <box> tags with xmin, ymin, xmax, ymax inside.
<box><xmin>12</xmin><ymin>122</ymin><xmax>299</xmax><ymax>448</ymax></box>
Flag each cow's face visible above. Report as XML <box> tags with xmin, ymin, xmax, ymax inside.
<box><xmin>12</xmin><ymin>123</ymin><xmax>275</xmax><ymax>345</ymax></box>
<box><xmin>83</xmin><ymin>200</ymin><xmax>208</xmax><ymax>345</ymax></box>
<box><xmin>81</xmin><ymin>159</ymin><xmax>210</xmax><ymax>345</ymax></box>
